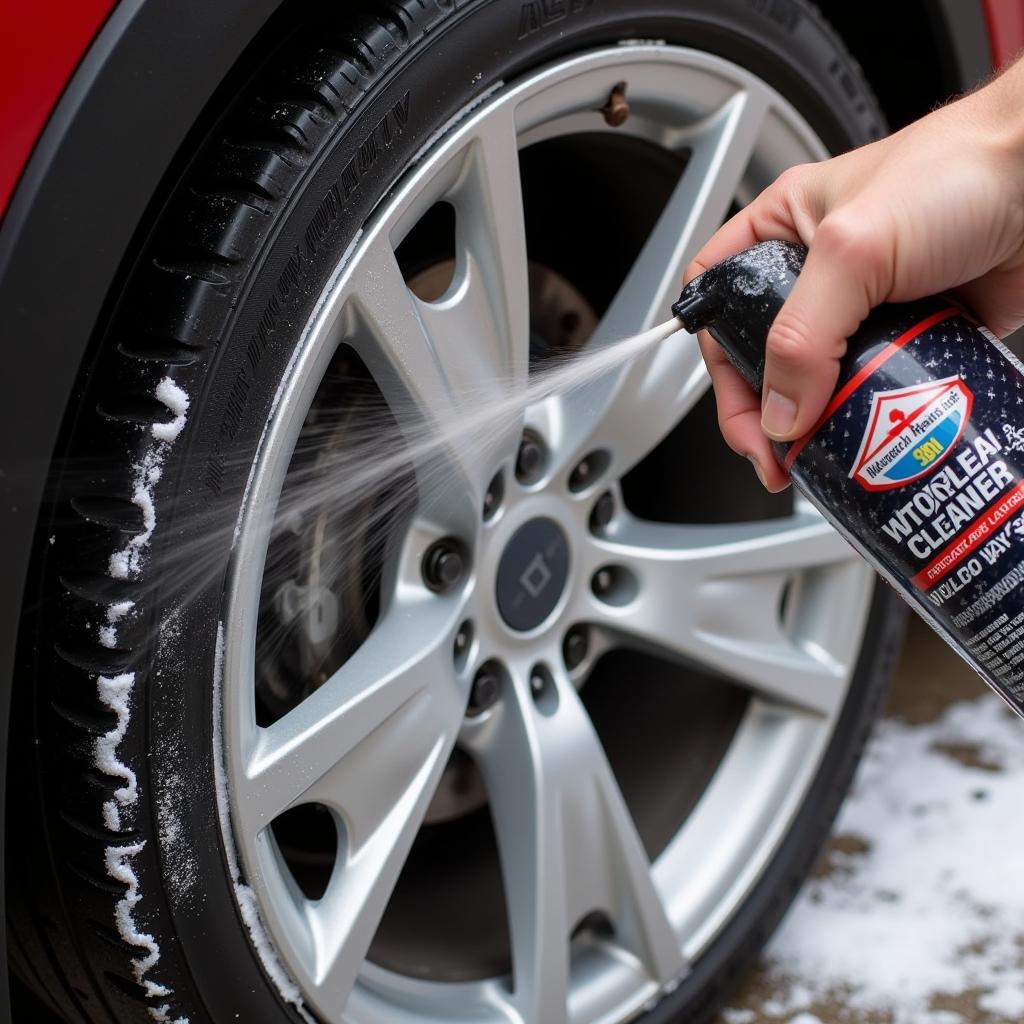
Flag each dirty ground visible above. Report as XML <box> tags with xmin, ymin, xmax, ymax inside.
<box><xmin>716</xmin><ymin>617</ymin><xmax>1024</xmax><ymax>1024</ymax></box>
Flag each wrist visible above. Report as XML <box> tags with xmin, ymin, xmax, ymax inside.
<box><xmin>969</xmin><ymin>56</ymin><xmax>1024</xmax><ymax>162</ymax></box>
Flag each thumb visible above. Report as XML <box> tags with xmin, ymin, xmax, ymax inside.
<box><xmin>761</xmin><ymin>218</ymin><xmax>882</xmax><ymax>440</ymax></box>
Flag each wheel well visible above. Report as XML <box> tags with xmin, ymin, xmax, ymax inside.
<box><xmin>816</xmin><ymin>0</ymin><xmax>992</xmax><ymax>130</ymax></box>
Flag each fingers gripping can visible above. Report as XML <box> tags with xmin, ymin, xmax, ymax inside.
<box><xmin>675</xmin><ymin>240</ymin><xmax>1024</xmax><ymax>718</ymax></box>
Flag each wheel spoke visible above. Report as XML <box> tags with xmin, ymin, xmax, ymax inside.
<box><xmin>300</xmin><ymin>731</ymin><xmax>450</xmax><ymax>1014</ymax></box>
<box><xmin>236</xmin><ymin>602</ymin><xmax>463</xmax><ymax>1018</ymax></box>
<box><xmin>583</xmin><ymin>512</ymin><xmax>859</xmax><ymax>715</ymax></box>
<box><xmin>241</xmin><ymin>600</ymin><xmax>462</xmax><ymax>832</ymax></box>
<box><xmin>469</xmin><ymin>668</ymin><xmax>683</xmax><ymax>1022</ymax></box>
<box><xmin>542</xmin><ymin>84</ymin><xmax>772</xmax><ymax>478</ymax></box>
<box><xmin>348</xmin><ymin>108</ymin><xmax>531</xmax><ymax>513</ymax></box>
<box><xmin>445</xmin><ymin>105</ymin><xmax>532</xmax><ymax>405</ymax></box>
<box><xmin>345</xmin><ymin>238</ymin><xmax>483</xmax><ymax>519</ymax></box>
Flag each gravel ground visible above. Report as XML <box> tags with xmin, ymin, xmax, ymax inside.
<box><xmin>716</xmin><ymin>617</ymin><xmax>1024</xmax><ymax>1024</ymax></box>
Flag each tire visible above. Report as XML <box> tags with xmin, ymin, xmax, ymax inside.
<box><xmin>8</xmin><ymin>2</ymin><xmax>903</xmax><ymax>1023</ymax></box>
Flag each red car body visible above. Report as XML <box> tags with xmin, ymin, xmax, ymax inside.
<box><xmin>0</xmin><ymin>0</ymin><xmax>1022</xmax><ymax>1018</ymax></box>
<box><xmin>2</xmin><ymin>1</ymin><xmax>1024</xmax><ymax>226</ymax></box>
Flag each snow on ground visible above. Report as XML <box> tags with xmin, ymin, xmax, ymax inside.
<box><xmin>724</xmin><ymin>688</ymin><xmax>1024</xmax><ymax>1024</ymax></box>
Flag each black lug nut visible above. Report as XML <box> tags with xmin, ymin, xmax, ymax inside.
<box><xmin>483</xmin><ymin>470</ymin><xmax>504</xmax><ymax>521</ymax></box>
<box><xmin>590</xmin><ymin>491</ymin><xmax>615</xmax><ymax>532</ymax></box>
<box><xmin>423</xmin><ymin>539</ymin><xmax>465</xmax><ymax>592</ymax></box>
<box><xmin>569</xmin><ymin>450</ymin><xmax>609</xmax><ymax>493</ymax></box>
<box><xmin>570</xmin><ymin>459</ymin><xmax>591</xmax><ymax>491</ymax></box>
<box><xmin>563</xmin><ymin>627</ymin><xmax>589</xmax><ymax>671</ymax></box>
<box><xmin>516</xmin><ymin>435</ymin><xmax>544</xmax><ymax>481</ymax></box>
<box><xmin>469</xmin><ymin>665</ymin><xmax>501</xmax><ymax>713</ymax></box>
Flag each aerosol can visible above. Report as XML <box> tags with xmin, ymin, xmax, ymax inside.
<box><xmin>673</xmin><ymin>240</ymin><xmax>1024</xmax><ymax>719</ymax></box>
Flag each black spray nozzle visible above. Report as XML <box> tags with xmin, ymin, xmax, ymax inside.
<box><xmin>672</xmin><ymin>240</ymin><xmax>808</xmax><ymax>391</ymax></box>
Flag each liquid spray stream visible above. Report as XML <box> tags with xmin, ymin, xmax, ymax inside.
<box><xmin>83</xmin><ymin>315</ymin><xmax>687</xmax><ymax>667</ymax></box>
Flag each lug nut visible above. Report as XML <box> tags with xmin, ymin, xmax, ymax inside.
<box><xmin>563</xmin><ymin>627</ymin><xmax>589</xmax><ymax>671</ymax></box>
<box><xmin>516</xmin><ymin>435</ymin><xmax>545</xmax><ymax>482</ymax></box>
<box><xmin>468</xmin><ymin>665</ymin><xmax>501</xmax><ymax>713</ymax></box>
<box><xmin>592</xmin><ymin>568</ymin><xmax>614</xmax><ymax>598</ymax></box>
<box><xmin>423</xmin><ymin>539</ymin><xmax>464</xmax><ymax>592</ymax></box>
<box><xmin>483</xmin><ymin>470</ymin><xmax>504</xmax><ymax>521</ymax></box>
<box><xmin>590</xmin><ymin>491</ymin><xmax>615</xmax><ymax>532</ymax></box>
<box><xmin>453</xmin><ymin>620</ymin><xmax>473</xmax><ymax>664</ymax></box>
<box><xmin>529</xmin><ymin>664</ymin><xmax>559</xmax><ymax>715</ymax></box>
<box><xmin>570</xmin><ymin>458</ymin><xmax>591</xmax><ymax>491</ymax></box>
<box><xmin>569</xmin><ymin>450</ymin><xmax>609</xmax><ymax>493</ymax></box>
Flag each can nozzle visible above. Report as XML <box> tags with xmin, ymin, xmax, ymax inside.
<box><xmin>672</xmin><ymin>240</ymin><xmax>808</xmax><ymax>391</ymax></box>
<box><xmin>671</xmin><ymin>290</ymin><xmax>719</xmax><ymax>333</ymax></box>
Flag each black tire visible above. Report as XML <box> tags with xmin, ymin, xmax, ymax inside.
<box><xmin>9</xmin><ymin>2</ymin><xmax>903</xmax><ymax>1023</ymax></box>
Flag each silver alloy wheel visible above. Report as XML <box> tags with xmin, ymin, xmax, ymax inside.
<box><xmin>221</xmin><ymin>44</ymin><xmax>875</xmax><ymax>1024</ymax></box>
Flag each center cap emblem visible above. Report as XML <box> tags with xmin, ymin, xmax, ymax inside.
<box><xmin>496</xmin><ymin>517</ymin><xmax>569</xmax><ymax>631</ymax></box>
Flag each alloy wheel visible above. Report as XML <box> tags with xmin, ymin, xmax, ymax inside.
<box><xmin>220</xmin><ymin>44</ymin><xmax>874</xmax><ymax>1024</ymax></box>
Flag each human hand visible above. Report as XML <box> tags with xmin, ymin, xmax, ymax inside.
<box><xmin>685</xmin><ymin>58</ymin><xmax>1024</xmax><ymax>491</ymax></box>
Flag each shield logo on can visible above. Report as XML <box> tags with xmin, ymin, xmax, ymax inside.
<box><xmin>849</xmin><ymin>375</ymin><xmax>973</xmax><ymax>491</ymax></box>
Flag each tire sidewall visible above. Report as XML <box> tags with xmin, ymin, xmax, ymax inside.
<box><xmin>141</xmin><ymin>3</ymin><xmax>892</xmax><ymax>1021</ymax></box>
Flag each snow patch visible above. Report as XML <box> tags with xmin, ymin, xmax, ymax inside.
<box><xmin>108</xmin><ymin>377</ymin><xmax>188</xmax><ymax>579</ymax></box>
<box><xmin>149</xmin><ymin>611</ymin><xmax>200</xmax><ymax>901</ymax></box>
<box><xmin>93</xmin><ymin>378</ymin><xmax>190</xmax><ymax>1018</ymax></box>
<box><xmin>759</xmin><ymin>694</ymin><xmax>1024</xmax><ymax>1023</ymax></box>
<box><xmin>148</xmin><ymin>1004</ymin><xmax>189</xmax><ymax>1024</ymax></box>
<box><xmin>108</xmin><ymin>452</ymin><xmax>161</xmax><ymax>579</ymax></box>
<box><xmin>95</xmin><ymin>674</ymin><xmax>185</xmax><ymax>1019</ymax></box>
<box><xmin>156</xmin><ymin>762</ymin><xmax>199</xmax><ymax>900</ymax></box>
<box><xmin>103</xmin><ymin>800</ymin><xmax>122</xmax><ymax>832</ymax></box>
<box><xmin>95</xmin><ymin>673</ymin><xmax>138</xmax><ymax>807</ymax></box>
<box><xmin>105</xmin><ymin>844</ymin><xmax>160</xmax><ymax>977</ymax></box>
<box><xmin>721</xmin><ymin>1011</ymin><xmax>756</xmax><ymax>1024</ymax></box>
<box><xmin>151</xmin><ymin>377</ymin><xmax>190</xmax><ymax>442</ymax></box>
<box><xmin>98</xmin><ymin>599</ymin><xmax>135</xmax><ymax>650</ymax></box>
<box><xmin>109</xmin><ymin>600</ymin><xmax>135</xmax><ymax>622</ymax></box>
<box><xmin>212</xmin><ymin>623</ymin><xmax>314</xmax><ymax>1022</ymax></box>
<box><xmin>235</xmin><ymin>883</ymin><xmax>307</xmax><ymax>1009</ymax></box>
<box><xmin>105</xmin><ymin>845</ymin><xmax>187</xmax><ymax>1021</ymax></box>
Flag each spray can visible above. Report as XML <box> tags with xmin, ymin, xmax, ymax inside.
<box><xmin>674</xmin><ymin>240</ymin><xmax>1024</xmax><ymax>719</ymax></box>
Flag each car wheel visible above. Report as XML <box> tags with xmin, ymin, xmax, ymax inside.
<box><xmin>9</xmin><ymin>2</ymin><xmax>906</xmax><ymax>1022</ymax></box>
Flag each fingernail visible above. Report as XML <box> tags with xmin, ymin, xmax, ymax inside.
<box><xmin>746</xmin><ymin>454</ymin><xmax>768</xmax><ymax>489</ymax></box>
<box><xmin>761</xmin><ymin>389</ymin><xmax>798</xmax><ymax>439</ymax></box>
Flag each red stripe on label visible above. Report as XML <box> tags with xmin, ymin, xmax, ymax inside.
<box><xmin>783</xmin><ymin>307</ymin><xmax>960</xmax><ymax>471</ymax></box>
<box><xmin>910</xmin><ymin>480</ymin><xmax>1024</xmax><ymax>590</ymax></box>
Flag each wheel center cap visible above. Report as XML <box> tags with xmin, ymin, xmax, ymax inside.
<box><xmin>496</xmin><ymin>517</ymin><xmax>570</xmax><ymax>631</ymax></box>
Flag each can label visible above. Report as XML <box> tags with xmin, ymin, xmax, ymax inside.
<box><xmin>788</xmin><ymin>303</ymin><xmax>1024</xmax><ymax>711</ymax></box>
<box><xmin>848</xmin><ymin>375</ymin><xmax>973</xmax><ymax>490</ymax></box>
